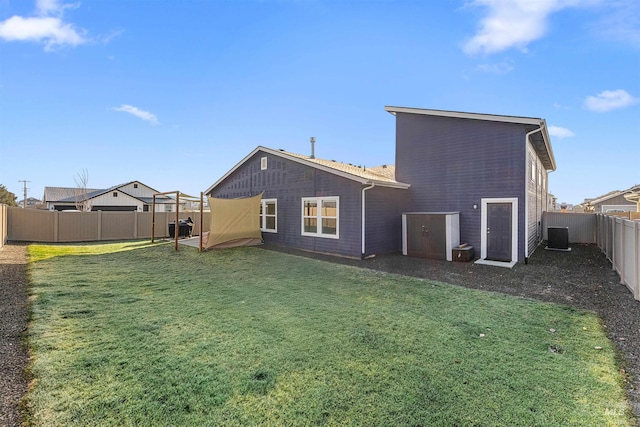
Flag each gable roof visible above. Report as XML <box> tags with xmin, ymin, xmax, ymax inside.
<box><xmin>43</xmin><ymin>187</ymin><xmax>102</xmax><ymax>202</ymax></box>
<box><xmin>587</xmin><ymin>184</ymin><xmax>640</xmax><ymax>205</ymax></box>
<box><xmin>205</xmin><ymin>146</ymin><xmax>410</xmax><ymax>195</ymax></box>
<box><xmin>44</xmin><ymin>181</ymin><xmax>174</xmax><ymax>204</ymax></box>
<box><xmin>384</xmin><ymin>106</ymin><xmax>556</xmax><ymax>171</ymax></box>
<box><xmin>106</xmin><ymin>180</ymin><xmax>161</xmax><ymax>194</ymax></box>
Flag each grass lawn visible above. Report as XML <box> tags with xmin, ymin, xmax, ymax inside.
<box><xmin>24</xmin><ymin>241</ymin><xmax>633</xmax><ymax>426</ymax></box>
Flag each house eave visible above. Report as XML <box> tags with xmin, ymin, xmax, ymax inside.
<box><xmin>385</xmin><ymin>105</ymin><xmax>557</xmax><ymax>171</ymax></box>
<box><xmin>384</xmin><ymin>106</ymin><xmax>545</xmax><ymax>126</ymax></box>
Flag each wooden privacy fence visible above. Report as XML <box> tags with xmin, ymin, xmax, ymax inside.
<box><xmin>6</xmin><ymin>207</ymin><xmax>211</xmax><ymax>243</ymax></box>
<box><xmin>543</xmin><ymin>211</ymin><xmax>639</xmax><ymax>300</ymax></box>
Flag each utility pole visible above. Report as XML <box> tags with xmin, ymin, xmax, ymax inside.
<box><xmin>18</xmin><ymin>180</ymin><xmax>30</xmax><ymax>208</ymax></box>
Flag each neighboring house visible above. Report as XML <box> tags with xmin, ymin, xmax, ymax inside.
<box><xmin>44</xmin><ymin>181</ymin><xmax>178</xmax><ymax>212</ymax></box>
<box><xmin>16</xmin><ymin>197</ymin><xmax>44</xmax><ymax>209</ymax></box>
<box><xmin>581</xmin><ymin>184</ymin><xmax>640</xmax><ymax>213</ymax></box>
<box><xmin>205</xmin><ymin>106</ymin><xmax>557</xmax><ymax>267</ymax></box>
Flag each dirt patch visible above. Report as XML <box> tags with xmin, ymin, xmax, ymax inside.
<box><xmin>264</xmin><ymin>242</ymin><xmax>640</xmax><ymax>418</ymax></box>
<box><xmin>0</xmin><ymin>243</ymin><xmax>29</xmax><ymax>427</ymax></box>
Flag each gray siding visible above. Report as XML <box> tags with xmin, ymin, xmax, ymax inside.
<box><xmin>594</xmin><ymin>194</ymin><xmax>636</xmax><ymax>212</ymax></box>
<box><xmin>209</xmin><ymin>151</ymin><xmax>364</xmax><ymax>258</ymax></box>
<box><xmin>526</xmin><ymin>144</ymin><xmax>548</xmax><ymax>257</ymax></box>
<box><xmin>394</xmin><ymin>113</ymin><xmax>528</xmax><ymax>261</ymax></box>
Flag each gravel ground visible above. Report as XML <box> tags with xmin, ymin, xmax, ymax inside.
<box><xmin>1</xmin><ymin>241</ymin><xmax>638</xmax><ymax>425</ymax></box>
<box><xmin>0</xmin><ymin>243</ymin><xmax>29</xmax><ymax>427</ymax></box>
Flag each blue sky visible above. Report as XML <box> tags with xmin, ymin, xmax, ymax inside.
<box><xmin>1</xmin><ymin>0</ymin><xmax>638</xmax><ymax>205</ymax></box>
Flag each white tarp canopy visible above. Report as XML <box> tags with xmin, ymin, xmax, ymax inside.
<box><xmin>203</xmin><ymin>193</ymin><xmax>263</xmax><ymax>249</ymax></box>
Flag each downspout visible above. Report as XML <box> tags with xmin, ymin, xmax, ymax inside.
<box><xmin>361</xmin><ymin>183</ymin><xmax>375</xmax><ymax>259</ymax></box>
<box><xmin>524</xmin><ymin>126</ymin><xmax>544</xmax><ymax>264</ymax></box>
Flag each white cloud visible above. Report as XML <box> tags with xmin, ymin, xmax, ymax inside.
<box><xmin>548</xmin><ymin>125</ymin><xmax>576</xmax><ymax>138</ymax></box>
<box><xmin>101</xmin><ymin>29</ymin><xmax>124</xmax><ymax>45</ymax></box>
<box><xmin>463</xmin><ymin>0</ymin><xmax>591</xmax><ymax>55</ymax></box>
<box><xmin>0</xmin><ymin>16</ymin><xmax>85</xmax><ymax>50</ymax></box>
<box><xmin>583</xmin><ymin>89</ymin><xmax>638</xmax><ymax>112</ymax></box>
<box><xmin>36</xmin><ymin>0</ymin><xmax>79</xmax><ymax>17</ymax></box>
<box><xmin>475</xmin><ymin>60</ymin><xmax>514</xmax><ymax>74</ymax></box>
<box><xmin>113</xmin><ymin>105</ymin><xmax>160</xmax><ymax>126</ymax></box>
<box><xmin>590</xmin><ymin>0</ymin><xmax>640</xmax><ymax>48</ymax></box>
<box><xmin>0</xmin><ymin>0</ymin><xmax>86</xmax><ymax>51</ymax></box>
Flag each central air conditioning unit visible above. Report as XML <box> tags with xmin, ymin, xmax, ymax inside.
<box><xmin>546</xmin><ymin>226</ymin><xmax>571</xmax><ymax>251</ymax></box>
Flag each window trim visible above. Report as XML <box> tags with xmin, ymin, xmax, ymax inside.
<box><xmin>260</xmin><ymin>198</ymin><xmax>277</xmax><ymax>233</ymax></box>
<box><xmin>260</xmin><ymin>156</ymin><xmax>268</xmax><ymax>170</ymax></box>
<box><xmin>301</xmin><ymin>196</ymin><xmax>339</xmax><ymax>239</ymax></box>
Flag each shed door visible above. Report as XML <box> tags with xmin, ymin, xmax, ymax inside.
<box><xmin>486</xmin><ymin>203</ymin><xmax>512</xmax><ymax>261</ymax></box>
<box><xmin>406</xmin><ymin>215</ymin><xmax>446</xmax><ymax>259</ymax></box>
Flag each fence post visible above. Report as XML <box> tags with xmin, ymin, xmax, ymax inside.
<box><xmin>97</xmin><ymin>211</ymin><xmax>102</xmax><ymax>241</ymax></box>
<box><xmin>134</xmin><ymin>211</ymin><xmax>138</xmax><ymax>239</ymax></box>
<box><xmin>54</xmin><ymin>210</ymin><xmax>59</xmax><ymax>242</ymax></box>
<box><xmin>619</xmin><ymin>218</ymin><xmax>625</xmax><ymax>285</ymax></box>
<box><xmin>635</xmin><ymin>221</ymin><xmax>639</xmax><ymax>300</ymax></box>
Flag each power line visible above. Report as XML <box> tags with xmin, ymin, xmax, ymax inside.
<box><xmin>18</xmin><ymin>180</ymin><xmax>30</xmax><ymax>208</ymax></box>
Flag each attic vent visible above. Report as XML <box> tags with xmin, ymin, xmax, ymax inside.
<box><xmin>134</xmin><ymin>183</ymin><xmax>138</xmax><ymax>188</ymax></box>
<box><xmin>261</xmin><ymin>157</ymin><xmax>268</xmax><ymax>170</ymax></box>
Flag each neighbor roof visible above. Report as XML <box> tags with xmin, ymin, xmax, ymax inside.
<box><xmin>43</xmin><ymin>186</ymin><xmax>102</xmax><ymax>202</ymax></box>
<box><xmin>384</xmin><ymin>106</ymin><xmax>557</xmax><ymax>171</ymax></box>
<box><xmin>205</xmin><ymin>146</ymin><xmax>410</xmax><ymax>195</ymax></box>
<box><xmin>43</xmin><ymin>182</ymin><xmax>174</xmax><ymax>204</ymax></box>
<box><xmin>587</xmin><ymin>184</ymin><xmax>640</xmax><ymax>205</ymax></box>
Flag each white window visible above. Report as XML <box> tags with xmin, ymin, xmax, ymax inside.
<box><xmin>260</xmin><ymin>199</ymin><xmax>277</xmax><ymax>233</ymax></box>
<box><xmin>261</xmin><ymin>157</ymin><xmax>268</xmax><ymax>170</ymax></box>
<box><xmin>531</xmin><ymin>160</ymin><xmax>536</xmax><ymax>182</ymax></box>
<box><xmin>301</xmin><ymin>196</ymin><xmax>339</xmax><ymax>239</ymax></box>
<box><xmin>538</xmin><ymin>163</ymin><xmax>542</xmax><ymax>187</ymax></box>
